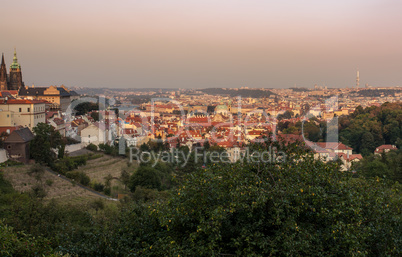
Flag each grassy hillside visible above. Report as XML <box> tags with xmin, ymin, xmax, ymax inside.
<box><xmin>3</xmin><ymin>164</ymin><xmax>100</xmax><ymax>204</ymax></box>
<box><xmin>2</xmin><ymin>152</ymin><xmax>135</xmax><ymax>203</ymax></box>
<box><xmin>81</xmin><ymin>153</ymin><xmax>134</xmax><ymax>195</ymax></box>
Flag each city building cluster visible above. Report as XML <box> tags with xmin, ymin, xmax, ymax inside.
<box><xmin>1</xmin><ymin>50</ymin><xmax>401</xmax><ymax>170</ymax></box>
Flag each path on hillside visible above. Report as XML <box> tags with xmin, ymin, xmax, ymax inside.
<box><xmin>45</xmin><ymin>167</ymin><xmax>118</xmax><ymax>201</ymax></box>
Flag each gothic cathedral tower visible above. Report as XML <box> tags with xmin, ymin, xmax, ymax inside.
<box><xmin>8</xmin><ymin>49</ymin><xmax>24</xmax><ymax>91</ymax></box>
<box><xmin>0</xmin><ymin>53</ymin><xmax>7</xmax><ymax>91</ymax></box>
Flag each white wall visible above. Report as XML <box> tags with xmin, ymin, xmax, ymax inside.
<box><xmin>0</xmin><ymin>149</ymin><xmax>8</xmax><ymax>163</ymax></box>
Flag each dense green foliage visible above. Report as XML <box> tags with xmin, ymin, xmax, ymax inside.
<box><xmin>86</xmin><ymin>143</ymin><xmax>98</xmax><ymax>151</ymax></box>
<box><xmin>98</xmin><ymin>143</ymin><xmax>119</xmax><ymax>156</ymax></box>
<box><xmin>73</xmin><ymin>102</ymin><xmax>99</xmax><ymax>116</ymax></box>
<box><xmin>278</xmin><ymin>117</ymin><xmax>327</xmax><ymax>142</ymax></box>
<box><xmin>354</xmin><ymin>149</ymin><xmax>402</xmax><ymax>183</ymax></box>
<box><xmin>52</xmin><ymin>155</ymin><xmax>87</xmax><ymax>174</ymax></box>
<box><xmin>30</xmin><ymin>123</ymin><xmax>64</xmax><ymax>166</ymax></box>
<box><xmin>143</xmin><ymin>158</ymin><xmax>401</xmax><ymax>256</ymax></box>
<box><xmin>339</xmin><ymin>102</ymin><xmax>402</xmax><ymax>155</ymax></box>
<box><xmin>1</xmin><ymin>137</ymin><xmax>401</xmax><ymax>256</ymax></box>
<box><xmin>0</xmin><ymin>220</ymin><xmax>60</xmax><ymax>257</ymax></box>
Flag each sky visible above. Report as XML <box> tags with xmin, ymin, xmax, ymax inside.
<box><xmin>1</xmin><ymin>0</ymin><xmax>401</xmax><ymax>89</ymax></box>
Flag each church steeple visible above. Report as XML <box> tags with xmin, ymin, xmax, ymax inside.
<box><xmin>10</xmin><ymin>48</ymin><xmax>21</xmax><ymax>70</ymax></box>
<box><xmin>0</xmin><ymin>53</ymin><xmax>8</xmax><ymax>91</ymax></box>
<box><xmin>8</xmin><ymin>48</ymin><xmax>24</xmax><ymax>91</ymax></box>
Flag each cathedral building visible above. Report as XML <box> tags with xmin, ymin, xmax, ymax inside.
<box><xmin>0</xmin><ymin>49</ymin><xmax>25</xmax><ymax>91</ymax></box>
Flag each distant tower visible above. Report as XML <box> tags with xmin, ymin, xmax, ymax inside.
<box><xmin>356</xmin><ymin>69</ymin><xmax>360</xmax><ymax>88</ymax></box>
<box><xmin>0</xmin><ymin>53</ymin><xmax>8</xmax><ymax>91</ymax></box>
<box><xmin>8</xmin><ymin>48</ymin><xmax>24</xmax><ymax>91</ymax></box>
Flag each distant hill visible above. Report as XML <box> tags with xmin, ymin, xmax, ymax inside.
<box><xmin>200</xmin><ymin>88</ymin><xmax>275</xmax><ymax>98</ymax></box>
<box><xmin>357</xmin><ymin>89</ymin><xmax>401</xmax><ymax>97</ymax></box>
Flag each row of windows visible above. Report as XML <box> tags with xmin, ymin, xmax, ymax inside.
<box><xmin>18</xmin><ymin>106</ymin><xmax>45</xmax><ymax>113</ymax></box>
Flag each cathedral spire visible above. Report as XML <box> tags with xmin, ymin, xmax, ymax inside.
<box><xmin>0</xmin><ymin>53</ymin><xmax>8</xmax><ymax>90</ymax></box>
<box><xmin>1</xmin><ymin>53</ymin><xmax>6</xmax><ymax>71</ymax></box>
<box><xmin>10</xmin><ymin>48</ymin><xmax>21</xmax><ymax>70</ymax></box>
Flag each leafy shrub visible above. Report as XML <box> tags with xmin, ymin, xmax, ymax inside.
<box><xmin>86</xmin><ymin>143</ymin><xmax>98</xmax><ymax>151</ymax></box>
<box><xmin>129</xmin><ymin>166</ymin><xmax>161</xmax><ymax>192</ymax></box>
<box><xmin>0</xmin><ymin>160</ymin><xmax>23</xmax><ymax>168</ymax></box>
<box><xmin>0</xmin><ymin>220</ymin><xmax>56</xmax><ymax>256</ymax></box>
<box><xmin>65</xmin><ymin>171</ymin><xmax>90</xmax><ymax>186</ymax></box>
<box><xmin>93</xmin><ymin>182</ymin><xmax>105</xmax><ymax>192</ymax></box>
<box><xmin>53</xmin><ymin>156</ymin><xmax>88</xmax><ymax>175</ymax></box>
<box><xmin>132</xmin><ymin>186</ymin><xmax>167</xmax><ymax>202</ymax></box>
<box><xmin>99</xmin><ymin>143</ymin><xmax>118</xmax><ymax>156</ymax></box>
<box><xmin>103</xmin><ymin>187</ymin><xmax>111</xmax><ymax>196</ymax></box>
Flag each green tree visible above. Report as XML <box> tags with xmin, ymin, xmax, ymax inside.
<box><xmin>30</xmin><ymin>123</ymin><xmax>64</xmax><ymax>166</ymax></box>
<box><xmin>90</xmin><ymin>112</ymin><xmax>100</xmax><ymax>121</ymax></box>
<box><xmin>142</xmin><ymin>155</ymin><xmax>401</xmax><ymax>256</ymax></box>
<box><xmin>360</xmin><ymin>132</ymin><xmax>376</xmax><ymax>156</ymax></box>
<box><xmin>129</xmin><ymin>166</ymin><xmax>161</xmax><ymax>192</ymax></box>
<box><xmin>120</xmin><ymin>169</ymin><xmax>131</xmax><ymax>190</ymax></box>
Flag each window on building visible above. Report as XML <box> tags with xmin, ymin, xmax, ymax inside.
<box><xmin>19</xmin><ymin>108</ymin><xmax>21</xmax><ymax>112</ymax></box>
<box><xmin>28</xmin><ymin>108</ymin><xmax>30</xmax><ymax>112</ymax></box>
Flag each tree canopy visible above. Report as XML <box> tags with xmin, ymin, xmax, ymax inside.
<box><xmin>30</xmin><ymin>123</ymin><xmax>64</xmax><ymax>166</ymax></box>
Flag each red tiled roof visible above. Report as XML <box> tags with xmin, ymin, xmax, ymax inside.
<box><xmin>315</xmin><ymin>142</ymin><xmax>353</xmax><ymax>150</ymax></box>
<box><xmin>0</xmin><ymin>126</ymin><xmax>20</xmax><ymax>135</ymax></box>
<box><xmin>375</xmin><ymin>144</ymin><xmax>397</xmax><ymax>152</ymax></box>
<box><xmin>0</xmin><ymin>99</ymin><xmax>46</xmax><ymax>104</ymax></box>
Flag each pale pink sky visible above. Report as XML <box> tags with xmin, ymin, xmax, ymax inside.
<box><xmin>1</xmin><ymin>0</ymin><xmax>401</xmax><ymax>88</ymax></box>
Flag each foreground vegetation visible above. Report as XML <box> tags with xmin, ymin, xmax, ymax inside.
<box><xmin>0</xmin><ymin>103</ymin><xmax>401</xmax><ymax>256</ymax></box>
<box><xmin>1</xmin><ymin>139</ymin><xmax>401</xmax><ymax>256</ymax></box>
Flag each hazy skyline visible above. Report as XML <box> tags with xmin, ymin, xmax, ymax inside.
<box><xmin>1</xmin><ymin>0</ymin><xmax>401</xmax><ymax>89</ymax></box>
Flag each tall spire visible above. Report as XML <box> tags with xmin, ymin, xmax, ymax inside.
<box><xmin>10</xmin><ymin>48</ymin><xmax>21</xmax><ymax>70</ymax></box>
<box><xmin>0</xmin><ymin>53</ymin><xmax>8</xmax><ymax>90</ymax></box>
<box><xmin>1</xmin><ymin>53</ymin><xmax>6</xmax><ymax>71</ymax></box>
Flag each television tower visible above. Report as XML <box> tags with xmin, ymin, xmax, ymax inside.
<box><xmin>356</xmin><ymin>69</ymin><xmax>360</xmax><ymax>88</ymax></box>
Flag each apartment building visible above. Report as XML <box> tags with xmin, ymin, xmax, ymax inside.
<box><xmin>0</xmin><ymin>99</ymin><xmax>46</xmax><ymax>130</ymax></box>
